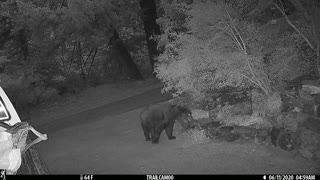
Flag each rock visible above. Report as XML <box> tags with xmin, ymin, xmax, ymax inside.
<box><xmin>274</xmin><ymin>112</ymin><xmax>311</xmax><ymax>132</ymax></box>
<box><xmin>218</xmin><ymin>126</ymin><xmax>234</xmax><ymax>132</ymax></box>
<box><xmin>243</xmin><ymin>115</ymin><xmax>272</xmax><ymax>129</ymax></box>
<box><xmin>299</xmin><ymin>148</ymin><xmax>314</xmax><ymax>159</ymax></box>
<box><xmin>313</xmin><ymin>104</ymin><xmax>320</xmax><ymax>117</ymax></box>
<box><xmin>271</xmin><ymin>112</ymin><xmax>320</xmax><ymax>154</ymax></box>
<box><xmin>233</xmin><ymin>126</ymin><xmax>254</xmax><ymax>135</ymax></box>
<box><xmin>215</xmin><ymin>126</ymin><xmax>240</xmax><ymax>142</ymax></box>
<box><xmin>224</xmin><ymin>133</ymin><xmax>241</xmax><ymax>142</ymax></box>
<box><xmin>230</xmin><ymin>102</ymin><xmax>252</xmax><ymax>115</ymax></box>
<box><xmin>278</xmin><ymin>131</ymin><xmax>294</xmax><ymax>151</ymax></box>
<box><xmin>222</xmin><ymin>115</ymin><xmax>272</xmax><ymax>129</ymax></box>
<box><xmin>190</xmin><ymin>109</ymin><xmax>211</xmax><ymax>127</ymax></box>
<box><xmin>302</xmin><ymin>80</ymin><xmax>320</xmax><ymax>94</ymax></box>
<box><xmin>302</xmin><ymin>104</ymin><xmax>320</xmax><ymax>117</ymax></box>
<box><xmin>255</xmin><ymin>129</ymin><xmax>269</xmax><ymax>137</ymax></box>
<box><xmin>265</xmin><ymin>92</ymin><xmax>282</xmax><ymax>117</ymax></box>
<box><xmin>209</xmin><ymin>109</ymin><xmax>219</xmax><ymax>119</ymax></box>
<box><xmin>270</xmin><ymin>127</ymin><xmax>295</xmax><ymax>151</ymax></box>
<box><xmin>205</xmin><ymin>127</ymin><xmax>219</xmax><ymax>138</ymax></box>
<box><xmin>276</xmin><ymin>113</ymin><xmax>299</xmax><ymax>132</ymax></box>
<box><xmin>202</xmin><ymin>123</ymin><xmax>242</xmax><ymax>142</ymax></box>
<box><xmin>301</xmin><ymin>117</ymin><xmax>320</xmax><ymax>132</ymax></box>
<box><xmin>295</xmin><ymin>116</ymin><xmax>320</xmax><ymax>160</ymax></box>
<box><xmin>254</xmin><ymin>134</ymin><xmax>268</xmax><ymax>144</ymax></box>
<box><xmin>234</xmin><ymin>127</ymin><xmax>254</xmax><ymax>140</ymax></box>
<box><xmin>314</xmin><ymin>94</ymin><xmax>320</xmax><ymax>104</ymax></box>
<box><xmin>215</xmin><ymin>126</ymin><xmax>234</xmax><ymax>139</ymax></box>
<box><xmin>270</xmin><ymin>127</ymin><xmax>281</xmax><ymax>147</ymax></box>
<box><xmin>282</xmin><ymin>96</ymin><xmax>305</xmax><ymax>110</ymax></box>
<box><xmin>201</xmin><ymin>121</ymin><xmax>222</xmax><ymax>138</ymax></box>
<box><xmin>191</xmin><ymin>109</ymin><xmax>209</xmax><ymax>120</ymax></box>
<box><xmin>201</xmin><ymin>121</ymin><xmax>221</xmax><ymax>129</ymax></box>
<box><xmin>296</xmin><ymin>128</ymin><xmax>320</xmax><ymax>159</ymax></box>
<box><xmin>229</xmin><ymin>126</ymin><xmax>269</xmax><ymax>143</ymax></box>
<box><xmin>299</xmin><ymin>90</ymin><xmax>315</xmax><ymax>103</ymax></box>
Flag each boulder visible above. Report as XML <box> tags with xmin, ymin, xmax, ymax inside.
<box><xmin>214</xmin><ymin>126</ymin><xmax>241</xmax><ymax>142</ymax></box>
<box><xmin>230</xmin><ymin>102</ymin><xmax>252</xmax><ymax>115</ymax></box>
<box><xmin>222</xmin><ymin>114</ymin><xmax>272</xmax><ymax>129</ymax></box>
<box><xmin>301</xmin><ymin>80</ymin><xmax>320</xmax><ymax>95</ymax></box>
<box><xmin>295</xmin><ymin>116</ymin><xmax>320</xmax><ymax>159</ymax></box>
<box><xmin>301</xmin><ymin>117</ymin><xmax>320</xmax><ymax>132</ymax></box>
<box><xmin>278</xmin><ymin>131</ymin><xmax>294</xmax><ymax>151</ymax></box>
<box><xmin>234</xmin><ymin>126</ymin><xmax>269</xmax><ymax>144</ymax></box>
<box><xmin>270</xmin><ymin>127</ymin><xmax>295</xmax><ymax>151</ymax></box>
<box><xmin>299</xmin><ymin>89</ymin><xmax>315</xmax><ymax>103</ymax></box>
<box><xmin>201</xmin><ymin>121</ymin><xmax>221</xmax><ymax>139</ymax></box>
<box><xmin>270</xmin><ymin>127</ymin><xmax>281</xmax><ymax>146</ymax></box>
<box><xmin>201</xmin><ymin>121</ymin><xmax>221</xmax><ymax>129</ymax></box>
<box><xmin>223</xmin><ymin>133</ymin><xmax>241</xmax><ymax>142</ymax></box>
<box><xmin>296</xmin><ymin>128</ymin><xmax>320</xmax><ymax>159</ymax></box>
<box><xmin>191</xmin><ymin>109</ymin><xmax>210</xmax><ymax>120</ymax></box>
<box><xmin>274</xmin><ymin>112</ymin><xmax>312</xmax><ymax>132</ymax></box>
<box><xmin>302</xmin><ymin>104</ymin><xmax>320</xmax><ymax>117</ymax></box>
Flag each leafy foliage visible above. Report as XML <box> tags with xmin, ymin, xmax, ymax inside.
<box><xmin>156</xmin><ymin>1</ymin><xmax>269</xmax><ymax>101</ymax></box>
<box><xmin>0</xmin><ymin>0</ymin><xmax>148</xmax><ymax>112</ymax></box>
<box><xmin>155</xmin><ymin>0</ymin><xmax>312</xmax><ymax>119</ymax></box>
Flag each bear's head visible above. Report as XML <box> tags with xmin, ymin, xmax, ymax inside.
<box><xmin>176</xmin><ymin>106</ymin><xmax>197</xmax><ymax>129</ymax></box>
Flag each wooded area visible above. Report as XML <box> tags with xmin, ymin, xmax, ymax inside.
<box><xmin>0</xmin><ymin>0</ymin><xmax>319</xmax><ymax>115</ymax></box>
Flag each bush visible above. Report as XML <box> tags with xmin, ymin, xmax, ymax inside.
<box><xmin>156</xmin><ymin>1</ymin><xmax>271</xmax><ymax>104</ymax></box>
<box><xmin>0</xmin><ymin>72</ymin><xmax>58</xmax><ymax>112</ymax></box>
<box><xmin>252</xmin><ymin>90</ymin><xmax>282</xmax><ymax>117</ymax></box>
<box><xmin>156</xmin><ymin>0</ymin><xmax>310</xmax><ymax>117</ymax></box>
<box><xmin>215</xmin><ymin>104</ymin><xmax>234</xmax><ymax>121</ymax></box>
<box><xmin>182</xmin><ymin>129</ymin><xmax>209</xmax><ymax>147</ymax></box>
<box><xmin>130</xmin><ymin>45</ymin><xmax>153</xmax><ymax>78</ymax></box>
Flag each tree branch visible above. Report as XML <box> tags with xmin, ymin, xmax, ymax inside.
<box><xmin>241</xmin><ymin>73</ymin><xmax>269</xmax><ymax>95</ymax></box>
<box><xmin>273</xmin><ymin>2</ymin><xmax>315</xmax><ymax>49</ymax></box>
<box><xmin>88</xmin><ymin>48</ymin><xmax>98</xmax><ymax>76</ymax></box>
<box><xmin>225</xmin><ymin>9</ymin><xmax>269</xmax><ymax>94</ymax></box>
<box><xmin>317</xmin><ymin>43</ymin><xmax>320</xmax><ymax>77</ymax></box>
<box><xmin>225</xmin><ymin>10</ymin><xmax>247</xmax><ymax>54</ymax></box>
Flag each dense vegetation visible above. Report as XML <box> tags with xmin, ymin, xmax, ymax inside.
<box><xmin>156</xmin><ymin>0</ymin><xmax>319</xmax><ymax>116</ymax></box>
<box><xmin>0</xmin><ymin>0</ymin><xmax>319</xmax><ymax>117</ymax></box>
<box><xmin>0</xmin><ymin>0</ymin><xmax>148</xmax><ymax>111</ymax></box>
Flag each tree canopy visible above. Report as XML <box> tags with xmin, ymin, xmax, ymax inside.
<box><xmin>0</xmin><ymin>0</ymin><xmax>319</xmax><ymax>113</ymax></box>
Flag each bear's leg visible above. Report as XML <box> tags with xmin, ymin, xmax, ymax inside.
<box><xmin>152</xmin><ymin>122</ymin><xmax>166</xmax><ymax>144</ymax></box>
<box><xmin>141</xmin><ymin>124</ymin><xmax>151</xmax><ymax>141</ymax></box>
<box><xmin>150</xmin><ymin>127</ymin><xmax>155</xmax><ymax>140</ymax></box>
<box><xmin>165</xmin><ymin>121</ymin><xmax>176</xmax><ymax>140</ymax></box>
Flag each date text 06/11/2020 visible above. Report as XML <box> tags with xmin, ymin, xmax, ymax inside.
<box><xmin>268</xmin><ymin>175</ymin><xmax>315</xmax><ymax>180</ymax></box>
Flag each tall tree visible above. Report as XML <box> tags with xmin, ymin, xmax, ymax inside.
<box><xmin>248</xmin><ymin>0</ymin><xmax>320</xmax><ymax>78</ymax></box>
<box><xmin>139</xmin><ymin>0</ymin><xmax>161</xmax><ymax>76</ymax></box>
<box><xmin>108</xmin><ymin>30</ymin><xmax>144</xmax><ymax>80</ymax></box>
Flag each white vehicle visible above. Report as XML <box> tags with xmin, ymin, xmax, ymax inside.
<box><xmin>0</xmin><ymin>86</ymin><xmax>48</xmax><ymax>174</ymax></box>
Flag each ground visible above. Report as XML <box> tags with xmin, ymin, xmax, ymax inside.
<box><xmin>27</xmin><ymin>78</ymin><xmax>319</xmax><ymax>174</ymax></box>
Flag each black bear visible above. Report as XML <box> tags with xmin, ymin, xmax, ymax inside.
<box><xmin>140</xmin><ymin>103</ymin><xmax>195</xmax><ymax>144</ymax></box>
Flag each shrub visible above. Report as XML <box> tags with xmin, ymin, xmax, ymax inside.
<box><xmin>182</xmin><ymin>129</ymin><xmax>209</xmax><ymax>147</ymax></box>
<box><xmin>156</xmin><ymin>0</ymin><xmax>309</xmax><ymax>122</ymax></box>
<box><xmin>0</xmin><ymin>73</ymin><xmax>58</xmax><ymax>112</ymax></box>
<box><xmin>252</xmin><ymin>90</ymin><xmax>282</xmax><ymax>117</ymax></box>
<box><xmin>215</xmin><ymin>104</ymin><xmax>234</xmax><ymax>121</ymax></box>
<box><xmin>156</xmin><ymin>1</ymin><xmax>272</xmax><ymax>104</ymax></box>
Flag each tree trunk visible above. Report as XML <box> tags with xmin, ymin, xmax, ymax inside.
<box><xmin>108</xmin><ymin>30</ymin><xmax>144</xmax><ymax>81</ymax></box>
<box><xmin>139</xmin><ymin>0</ymin><xmax>161</xmax><ymax>77</ymax></box>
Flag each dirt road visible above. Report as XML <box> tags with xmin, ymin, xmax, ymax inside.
<box><xmin>34</xmin><ymin>88</ymin><xmax>319</xmax><ymax>174</ymax></box>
